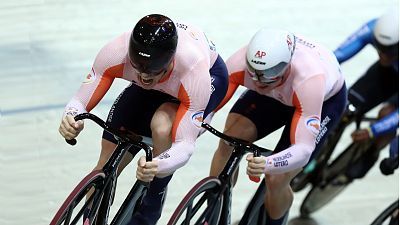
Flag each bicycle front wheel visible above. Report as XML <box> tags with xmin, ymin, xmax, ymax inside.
<box><xmin>50</xmin><ymin>170</ymin><xmax>106</xmax><ymax>225</ymax></box>
<box><xmin>167</xmin><ymin>177</ymin><xmax>222</xmax><ymax>225</ymax></box>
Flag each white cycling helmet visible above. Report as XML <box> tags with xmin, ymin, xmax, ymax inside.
<box><xmin>246</xmin><ymin>28</ymin><xmax>296</xmax><ymax>83</ymax></box>
<box><xmin>373</xmin><ymin>8</ymin><xmax>399</xmax><ymax>54</ymax></box>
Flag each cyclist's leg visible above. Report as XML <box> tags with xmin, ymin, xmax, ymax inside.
<box><xmin>150</xmin><ymin>102</ymin><xmax>179</xmax><ymax>156</ymax></box>
<box><xmin>347</xmin><ymin>104</ymin><xmax>398</xmax><ymax>180</ymax></box>
<box><xmin>348</xmin><ymin>61</ymin><xmax>398</xmax><ymax>115</ymax></box>
<box><xmin>99</xmin><ymin>84</ymin><xmax>179</xmax><ymax>225</ymax></box>
<box><xmin>209</xmin><ymin>112</ymin><xmax>258</xmax><ymax>179</ymax></box>
<box><xmin>345</xmin><ymin>62</ymin><xmax>398</xmax><ymax>179</ymax></box>
<box><xmin>128</xmin><ymin>174</ymin><xmax>173</xmax><ymax>225</ymax></box>
<box><xmin>209</xmin><ymin>90</ymin><xmax>288</xmax><ymax>184</ymax></box>
<box><xmin>101</xmin><ymin>83</ymin><xmax>178</xmax><ymax>173</ymax></box>
<box><xmin>131</xmin><ymin>56</ymin><xmax>229</xmax><ymax>225</ymax></box>
<box><xmin>218</xmin><ymin>92</ymin><xmax>295</xmax><ymax>222</ymax></box>
<box><xmin>128</xmin><ymin>102</ymin><xmax>178</xmax><ymax>225</ymax></box>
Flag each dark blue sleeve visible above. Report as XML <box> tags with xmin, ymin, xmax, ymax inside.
<box><xmin>371</xmin><ymin>110</ymin><xmax>399</xmax><ymax>137</ymax></box>
<box><xmin>334</xmin><ymin>19</ymin><xmax>377</xmax><ymax>64</ymax></box>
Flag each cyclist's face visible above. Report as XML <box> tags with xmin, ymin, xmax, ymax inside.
<box><xmin>131</xmin><ymin>62</ymin><xmax>172</xmax><ymax>88</ymax></box>
<box><xmin>378</xmin><ymin>50</ymin><xmax>398</xmax><ymax>66</ymax></box>
<box><xmin>251</xmin><ymin>65</ymin><xmax>291</xmax><ymax>90</ymax></box>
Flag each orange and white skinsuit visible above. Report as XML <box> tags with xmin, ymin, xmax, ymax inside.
<box><xmin>220</xmin><ymin>35</ymin><xmax>346</xmax><ymax>174</ymax></box>
<box><xmin>63</xmin><ymin>22</ymin><xmax>223</xmax><ymax>175</ymax></box>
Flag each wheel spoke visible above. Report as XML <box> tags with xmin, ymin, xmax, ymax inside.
<box><xmin>168</xmin><ymin>177</ymin><xmax>222</xmax><ymax>225</ymax></box>
<box><xmin>50</xmin><ymin>171</ymin><xmax>106</xmax><ymax>225</ymax></box>
<box><xmin>181</xmin><ymin>201</ymin><xmax>192</xmax><ymax>225</ymax></box>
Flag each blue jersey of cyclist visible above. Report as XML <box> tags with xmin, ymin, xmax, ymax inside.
<box><xmin>334</xmin><ymin>9</ymin><xmax>399</xmax><ymax>71</ymax></box>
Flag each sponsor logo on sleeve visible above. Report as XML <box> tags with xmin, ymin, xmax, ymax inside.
<box><xmin>158</xmin><ymin>150</ymin><xmax>170</xmax><ymax>159</ymax></box>
<box><xmin>305</xmin><ymin>115</ymin><xmax>321</xmax><ymax>136</ymax></box>
<box><xmin>272</xmin><ymin>152</ymin><xmax>292</xmax><ymax>167</ymax></box>
<box><xmin>191</xmin><ymin>111</ymin><xmax>204</xmax><ymax>128</ymax></box>
<box><xmin>66</xmin><ymin>107</ymin><xmax>79</xmax><ymax>116</ymax></box>
<box><xmin>83</xmin><ymin>68</ymin><xmax>96</xmax><ymax>84</ymax></box>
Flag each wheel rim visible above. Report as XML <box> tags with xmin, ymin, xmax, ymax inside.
<box><xmin>50</xmin><ymin>170</ymin><xmax>106</xmax><ymax>225</ymax></box>
<box><xmin>168</xmin><ymin>177</ymin><xmax>222</xmax><ymax>225</ymax></box>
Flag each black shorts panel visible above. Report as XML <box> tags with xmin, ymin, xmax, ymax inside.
<box><xmin>102</xmin><ymin>83</ymin><xmax>179</xmax><ymax>144</ymax></box>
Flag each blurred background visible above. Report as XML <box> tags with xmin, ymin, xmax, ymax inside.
<box><xmin>0</xmin><ymin>0</ymin><xmax>398</xmax><ymax>224</ymax></box>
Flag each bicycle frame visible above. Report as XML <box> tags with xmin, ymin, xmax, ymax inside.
<box><xmin>217</xmin><ymin>146</ymin><xmax>251</xmax><ymax>225</ymax></box>
<box><xmin>50</xmin><ymin>113</ymin><xmax>152</xmax><ymax>225</ymax></box>
<box><xmin>204</xmin><ymin>123</ymin><xmax>269</xmax><ymax>225</ymax></box>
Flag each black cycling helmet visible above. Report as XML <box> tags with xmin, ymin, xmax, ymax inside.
<box><xmin>129</xmin><ymin>14</ymin><xmax>178</xmax><ymax>75</ymax></box>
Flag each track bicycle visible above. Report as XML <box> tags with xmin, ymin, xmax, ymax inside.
<box><xmin>295</xmin><ymin>105</ymin><xmax>395</xmax><ymax>216</ymax></box>
<box><xmin>50</xmin><ymin>113</ymin><xmax>153</xmax><ymax>225</ymax></box>
<box><xmin>167</xmin><ymin>122</ymin><xmax>273</xmax><ymax>225</ymax></box>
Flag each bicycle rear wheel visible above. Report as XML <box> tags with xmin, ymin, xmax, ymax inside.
<box><xmin>369</xmin><ymin>200</ymin><xmax>399</xmax><ymax>225</ymax></box>
<box><xmin>167</xmin><ymin>177</ymin><xmax>222</xmax><ymax>225</ymax></box>
<box><xmin>50</xmin><ymin>170</ymin><xmax>107</xmax><ymax>225</ymax></box>
<box><xmin>300</xmin><ymin>142</ymin><xmax>370</xmax><ymax>216</ymax></box>
<box><xmin>300</xmin><ymin>177</ymin><xmax>348</xmax><ymax>216</ymax></box>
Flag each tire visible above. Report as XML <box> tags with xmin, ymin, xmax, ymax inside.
<box><xmin>300</xmin><ymin>142</ymin><xmax>370</xmax><ymax>216</ymax></box>
<box><xmin>167</xmin><ymin>177</ymin><xmax>223</xmax><ymax>225</ymax></box>
<box><xmin>369</xmin><ymin>200</ymin><xmax>399</xmax><ymax>225</ymax></box>
<box><xmin>50</xmin><ymin>170</ymin><xmax>107</xmax><ymax>225</ymax></box>
<box><xmin>300</xmin><ymin>177</ymin><xmax>348</xmax><ymax>216</ymax></box>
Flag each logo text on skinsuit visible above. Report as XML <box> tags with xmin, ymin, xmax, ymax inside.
<box><xmin>274</xmin><ymin>160</ymin><xmax>288</xmax><ymax>167</ymax></box>
<box><xmin>272</xmin><ymin>152</ymin><xmax>292</xmax><ymax>162</ymax></box>
<box><xmin>315</xmin><ymin>116</ymin><xmax>331</xmax><ymax>144</ymax></box>
<box><xmin>272</xmin><ymin>152</ymin><xmax>292</xmax><ymax>167</ymax></box>
<box><xmin>158</xmin><ymin>150</ymin><xmax>170</xmax><ymax>159</ymax></box>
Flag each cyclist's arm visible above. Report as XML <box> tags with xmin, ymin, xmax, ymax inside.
<box><xmin>214</xmin><ymin>71</ymin><xmax>243</xmax><ymax>112</ymax></box>
<box><xmin>155</xmin><ymin>60</ymin><xmax>211</xmax><ymax>176</ymax></box>
<box><xmin>334</xmin><ymin>19</ymin><xmax>376</xmax><ymax>64</ymax></box>
<box><xmin>214</xmin><ymin>46</ymin><xmax>247</xmax><ymax>112</ymax></box>
<box><xmin>63</xmin><ymin>39</ymin><xmax>125</xmax><ymax>116</ymax></box>
<box><xmin>263</xmin><ymin>75</ymin><xmax>326</xmax><ymax>174</ymax></box>
<box><xmin>369</xmin><ymin>110</ymin><xmax>399</xmax><ymax>138</ymax></box>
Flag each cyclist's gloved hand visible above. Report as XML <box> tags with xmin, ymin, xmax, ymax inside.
<box><xmin>380</xmin><ymin>157</ymin><xmax>399</xmax><ymax>175</ymax></box>
<box><xmin>351</xmin><ymin>128</ymin><xmax>372</xmax><ymax>142</ymax></box>
<box><xmin>59</xmin><ymin>114</ymin><xmax>84</xmax><ymax>140</ymax></box>
<box><xmin>246</xmin><ymin>154</ymin><xmax>266</xmax><ymax>178</ymax></box>
<box><xmin>137</xmin><ymin>156</ymin><xmax>158</xmax><ymax>182</ymax></box>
